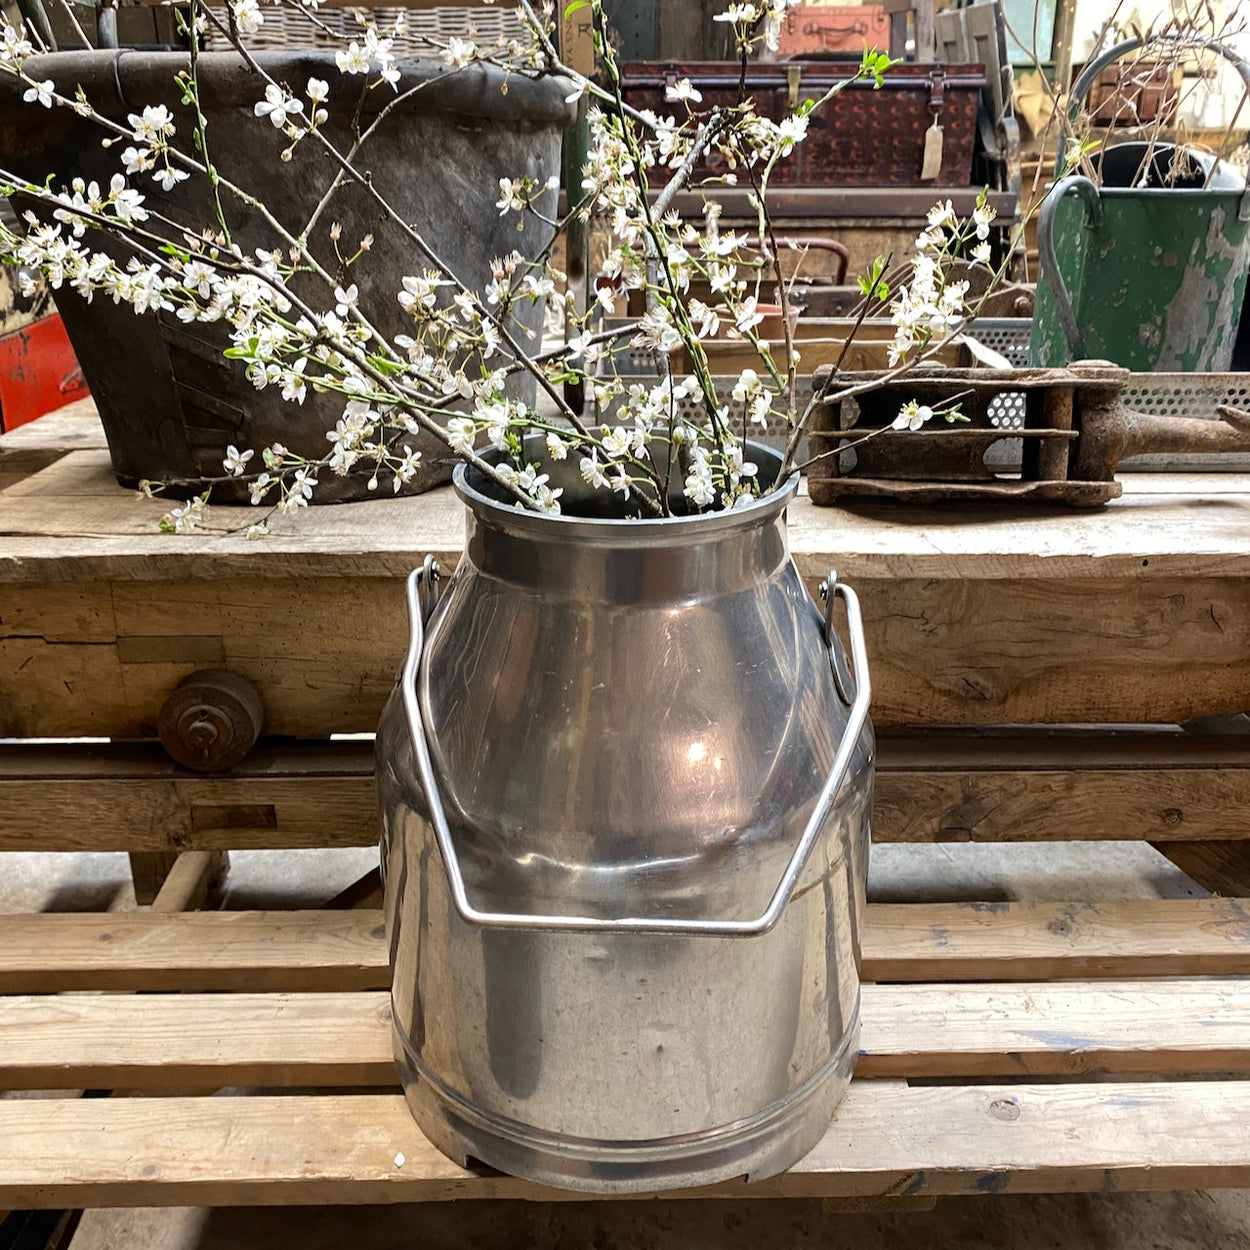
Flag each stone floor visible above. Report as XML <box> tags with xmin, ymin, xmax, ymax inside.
<box><xmin>5</xmin><ymin>841</ymin><xmax>1250</xmax><ymax>1249</ymax></box>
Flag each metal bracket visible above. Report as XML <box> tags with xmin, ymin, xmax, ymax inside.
<box><xmin>819</xmin><ymin>570</ymin><xmax>858</xmax><ymax>706</ymax></box>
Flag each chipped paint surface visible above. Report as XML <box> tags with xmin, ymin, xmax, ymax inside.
<box><xmin>1032</xmin><ymin>184</ymin><xmax>1250</xmax><ymax>371</ymax></box>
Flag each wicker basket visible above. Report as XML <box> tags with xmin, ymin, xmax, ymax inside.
<box><xmin>204</xmin><ymin>5</ymin><xmax>525</xmax><ymax>56</ymax></box>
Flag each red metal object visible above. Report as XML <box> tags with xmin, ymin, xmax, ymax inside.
<box><xmin>776</xmin><ymin>4</ymin><xmax>890</xmax><ymax>57</ymax></box>
<box><xmin>0</xmin><ymin>313</ymin><xmax>88</xmax><ymax>433</ymax></box>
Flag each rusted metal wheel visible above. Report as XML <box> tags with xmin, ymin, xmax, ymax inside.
<box><xmin>157</xmin><ymin>669</ymin><xmax>264</xmax><ymax>772</ymax></box>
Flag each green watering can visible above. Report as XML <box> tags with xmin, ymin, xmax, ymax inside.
<box><xmin>1030</xmin><ymin>35</ymin><xmax>1250</xmax><ymax>372</ymax></box>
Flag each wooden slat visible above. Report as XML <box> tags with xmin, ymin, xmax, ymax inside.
<box><xmin>876</xmin><ymin>731</ymin><xmax>1250</xmax><ymax>842</ymax></box>
<box><xmin>1</xmin><ymin>980</ymin><xmax>1247</xmax><ymax>1091</ymax></box>
<box><xmin>865</xmin><ymin>899</ymin><xmax>1250</xmax><ymax>981</ymax></box>
<box><xmin>1</xmin><ymin>900</ymin><xmax>1248</xmax><ymax>993</ymax></box>
<box><xmin>3</xmin><ymin>1082</ymin><xmax>1250</xmax><ymax>1206</ymax></box>
<box><xmin>0</xmin><ymin>993</ymin><xmax>395</xmax><ymax>1091</ymax></box>
<box><xmin>7</xmin><ymin>730</ymin><xmax>1250</xmax><ymax>850</ymax></box>
<box><xmin>0</xmin><ymin>741</ymin><xmax>377</xmax><ymax>853</ymax></box>
<box><xmin>859</xmin><ymin>980</ymin><xmax>1250</xmax><ymax>1076</ymax></box>
<box><xmin>0</xmin><ymin>912</ymin><xmax>389</xmax><ymax>993</ymax></box>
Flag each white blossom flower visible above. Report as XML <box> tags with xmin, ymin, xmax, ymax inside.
<box><xmin>2</xmin><ymin>25</ymin><xmax>34</xmax><ymax>61</ymax></box>
<box><xmin>109</xmin><ymin>176</ymin><xmax>148</xmax><ymax>224</ymax></box>
<box><xmin>255</xmin><ymin>84</ymin><xmax>304</xmax><ymax>129</ymax></box>
<box><xmin>545</xmin><ymin>431</ymin><xmax>568</xmax><ymax>461</ymax></box>
<box><xmin>445</xmin><ymin>416</ymin><xmax>477</xmax><ymax>455</ymax></box>
<box><xmin>154</xmin><ymin>166</ymin><xmax>190</xmax><ymax>192</ymax></box>
<box><xmin>442</xmin><ymin>36</ymin><xmax>477</xmax><ymax>68</ymax></box>
<box><xmin>971</xmin><ymin>241</ymin><xmax>992</xmax><ymax>267</ymax></box>
<box><xmin>334</xmin><ymin>283</ymin><xmax>358</xmax><ymax>316</ymax></box>
<box><xmin>223</xmin><ymin>445</ymin><xmax>254</xmax><ymax>476</ymax></box>
<box><xmin>248</xmin><ymin>472</ymin><xmax>273</xmax><ymax>505</ymax></box>
<box><xmin>128</xmin><ymin>104</ymin><xmax>175</xmax><ymax>143</ymax></box>
<box><xmin>288</xmin><ymin>467</ymin><xmax>317</xmax><ymax>504</ymax></box>
<box><xmin>306</xmin><ymin>77</ymin><xmax>329</xmax><ymax>103</ymax></box>
<box><xmin>773</xmin><ymin>114</ymin><xmax>808</xmax><ymax>157</ymax></box>
<box><xmin>893</xmin><ymin>400</ymin><xmax>935</xmax><ymax>431</ymax></box>
<box><xmin>713</xmin><ymin>3</ymin><xmax>759</xmax><ymax>23</ymax></box>
<box><xmin>230</xmin><ymin>0</ymin><xmax>263</xmax><ymax>32</ymax></box>
<box><xmin>161</xmin><ymin>497</ymin><xmax>208</xmax><ymax>533</ymax></box>
<box><xmin>335</xmin><ymin>42</ymin><xmax>371</xmax><ymax>75</ymax></box>
<box><xmin>496</xmin><ymin>177</ymin><xmax>526</xmax><ymax>216</ymax></box>
<box><xmin>609</xmin><ymin>466</ymin><xmax>632</xmax><ymax>498</ymax></box>
<box><xmin>22</xmin><ymin>79</ymin><xmax>54</xmax><ymax>108</ymax></box>
<box><xmin>665</xmin><ymin>78</ymin><xmax>702</xmax><ymax>104</ymax></box>
<box><xmin>579</xmin><ymin>450</ymin><xmax>609</xmax><ymax>490</ymax></box>
<box><xmin>280</xmin><ymin>358</ymin><xmax>308</xmax><ymax>404</ymax></box>
<box><xmin>392</xmin><ymin>446</ymin><xmax>422</xmax><ymax>491</ymax></box>
<box><xmin>683</xmin><ymin>453</ymin><xmax>716</xmax><ymax>508</ymax></box>
<box><xmin>927</xmin><ymin>200</ymin><xmax>957</xmax><ymax>230</ymax></box>
<box><xmin>397</xmin><ymin>272</ymin><xmax>448</xmax><ymax>313</ymax></box>
<box><xmin>121</xmin><ymin>146</ymin><xmax>153</xmax><ymax>175</ymax></box>
<box><xmin>732</xmin><ymin>296</ymin><xmax>764</xmax><ymax>337</ymax></box>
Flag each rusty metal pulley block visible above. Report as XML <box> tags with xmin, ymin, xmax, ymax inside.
<box><xmin>806</xmin><ymin>361</ymin><xmax>1250</xmax><ymax>506</ymax></box>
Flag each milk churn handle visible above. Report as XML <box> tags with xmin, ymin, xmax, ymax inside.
<box><xmin>1037</xmin><ymin>175</ymin><xmax>1102</xmax><ymax>359</ymax></box>
<box><xmin>400</xmin><ymin>563</ymin><xmax>871</xmax><ymax>938</ymax></box>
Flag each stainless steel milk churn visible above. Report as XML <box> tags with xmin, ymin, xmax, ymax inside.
<box><xmin>376</xmin><ymin>444</ymin><xmax>874</xmax><ymax>1193</ymax></box>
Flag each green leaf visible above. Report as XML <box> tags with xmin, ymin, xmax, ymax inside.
<box><xmin>563</xmin><ymin>0</ymin><xmax>589</xmax><ymax>15</ymax></box>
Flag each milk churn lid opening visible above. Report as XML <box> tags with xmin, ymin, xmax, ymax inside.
<box><xmin>455</xmin><ymin>438</ymin><xmax>800</xmax><ymax>535</ymax></box>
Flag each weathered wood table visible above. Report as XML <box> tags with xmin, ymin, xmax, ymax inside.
<box><xmin>2</xmin><ymin>401</ymin><xmax>1250</xmax><ymax>1206</ymax></box>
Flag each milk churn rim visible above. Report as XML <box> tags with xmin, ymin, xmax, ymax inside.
<box><xmin>453</xmin><ymin>440</ymin><xmax>800</xmax><ymax>542</ymax></box>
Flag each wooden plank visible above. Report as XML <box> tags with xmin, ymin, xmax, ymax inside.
<box><xmin>0</xmin><ymin>993</ymin><xmax>396</xmax><ymax>1091</ymax></box>
<box><xmin>865</xmin><ymin>899</ymin><xmax>1250</xmax><ymax>981</ymax></box>
<box><xmin>0</xmin><ymin>912</ymin><xmax>390</xmax><ymax>993</ymax></box>
<box><xmin>2</xmin><ymin>1082</ymin><xmax>1250</xmax><ymax>1206</ymax></box>
<box><xmin>0</xmin><ymin>741</ymin><xmax>378</xmax><ymax>852</ymax></box>
<box><xmin>859</xmin><ymin>980</ymin><xmax>1250</xmax><ymax>1076</ymax></box>
<box><xmin>874</xmin><ymin>731</ymin><xmax>1250</xmax><ymax>841</ymax></box>
<box><xmin>1</xmin><ymin>900</ymin><xmax>1248</xmax><ymax>993</ymax></box>
<box><xmin>0</xmin><ymin>401</ymin><xmax>106</xmax><ymax>490</ymax></box>
<box><xmin>1156</xmin><ymin>842</ymin><xmax>1250</xmax><ymax>897</ymax></box>
<box><xmin>7</xmin><ymin>731</ymin><xmax>1250</xmax><ymax>851</ymax></box>
<box><xmin>0</xmin><ymin>980</ymin><xmax>1246</xmax><ymax>1092</ymax></box>
<box><xmin>6</xmin><ymin>569</ymin><xmax>1250</xmax><ymax>736</ymax></box>
<box><xmin>8</xmin><ymin>448</ymin><xmax>1250</xmax><ymax>584</ymax></box>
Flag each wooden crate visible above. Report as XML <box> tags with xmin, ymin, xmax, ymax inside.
<box><xmin>3</xmin><ymin>401</ymin><xmax>1250</xmax><ymax>1205</ymax></box>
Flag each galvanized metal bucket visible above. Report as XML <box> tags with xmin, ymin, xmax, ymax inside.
<box><xmin>375</xmin><ymin>445</ymin><xmax>874</xmax><ymax>1193</ymax></box>
<box><xmin>1030</xmin><ymin>36</ymin><xmax>1250</xmax><ymax>372</ymax></box>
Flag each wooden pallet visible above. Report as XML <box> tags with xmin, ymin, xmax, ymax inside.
<box><xmin>0</xmin><ymin>899</ymin><xmax>1249</xmax><ymax>1205</ymax></box>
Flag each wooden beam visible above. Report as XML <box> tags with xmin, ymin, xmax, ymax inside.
<box><xmin>1154</xmin><ymin>842</ymin><xmax>1250</xmax><ymax>897</ymax></box>
<box><xmin>6</xmin><ymin>731</ymin><xmax>1250</xmax><ymax>852</ymax></box>
<box><xmin>0</xmin><ymin>979</ymin><xmax>1245</xmax><ymax>1092</ymax></box>
<box><xmin>1</xmin><ymin>899</ymin><xmax>1247</xmax><ymax>994</ymax></box>
<box><xmin>2</xmin><ymin>1082</ymin><xmax>1250</xmax><ymax>1206</ymax></box>
<box><xmin>149</xmin><ymin>850</ymin><xmax>228</xmax><ymax>913</ymax></box>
